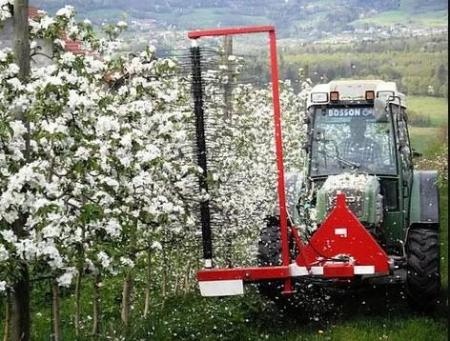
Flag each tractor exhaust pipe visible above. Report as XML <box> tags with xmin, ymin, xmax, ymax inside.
<box><xmin>190</xmin><ymin>41</ymin><xmax>213</xmax><ymax>268</ymax></box>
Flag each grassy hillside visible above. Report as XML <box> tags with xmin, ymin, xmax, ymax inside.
<box><xmin>278</xmin><ymin>36</ymin><xmax>448</xmax><ymax>97</ymax></box>
<box><xmin>352</xmin><ymin>9</ymin><xmax>448</xmax><ymax>27</ymax></box>
<box><xmin>408</xmin><ymin>96</ymin><xmax>448</xmax><ymax>154</ymax></box>
<box><xmin>32</xmin><ymin>0</ymin><xmax>448</xmax><ymax>38</ymax></box>
<box><xmin>408</xmin><ymin>96</ymin><xmax>448</xmax><ymax>126</ymax></box>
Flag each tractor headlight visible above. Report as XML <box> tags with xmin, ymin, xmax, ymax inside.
<box><xmin>311</xmin><ymin>92</ymin><xmax>328</xmax><ymax>103</ymax></box>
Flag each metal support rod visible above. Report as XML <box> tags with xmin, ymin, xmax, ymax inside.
<box><xmin>268</xmin><ymin>30</ymin><xmax>293</xmax><ymax>294</ymax></box>
<box><xmin>188</xmin><ymin>25</ymin><xmax>275</xmax><ymax>39</ymax></box>
<box><xmin>190</xmin><ymin>43</ymin><xmax>213</xmax><ymax>267</ymax></box>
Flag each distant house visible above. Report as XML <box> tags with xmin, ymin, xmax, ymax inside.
<box><xmin>0</xmin><ymin>5</ymin><xmax>86</xmax><ymax>66</ymax></box>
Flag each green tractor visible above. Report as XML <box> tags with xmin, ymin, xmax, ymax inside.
<box><xmin>258</xmin><ymin>80</ymin><xmax>441</xmax><ymax>310</ymax></box>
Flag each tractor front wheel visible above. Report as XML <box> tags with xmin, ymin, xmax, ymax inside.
<box><xmin>406</xmin><ymin>227</ymin><xmax>440</xmax><ymax>311</ymax></box>
<box><xmin>257</xmin><ymin>216</ymin><xmax>284</xmax><ymax>300</ymax></box>
<box><xmin>257</xmin><ymin>217</ymin><xmax>303</xmax><ymax>313</ymax></box>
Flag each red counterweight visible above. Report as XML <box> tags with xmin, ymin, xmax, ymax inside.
<box><xmin>295</xmin><ymin>193</ymin><xmax>390</xmax><ymax>275</ymax></box>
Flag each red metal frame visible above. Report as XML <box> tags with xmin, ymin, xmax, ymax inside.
<box><xmin>188</xmin><ymin>26</ymin><xmax>276</xmax><ymax>39</ymax></box>
<box><xmin>196</xmin><ymin>193</ymin><xmax>390</xmax><ymax>286</ymax></box>
<box><xmin>189</xmin><ymin>25</ymin><xmax>292</xmax><ymax>293</ymax></box>
<box><xmin>189</xmin><ymin>26</ymin><xmax>390</xmax><ymax>295</ymax></box>
<box><xmin>197</xmin><ymin>266</ymin><xmax>290</xmax><ymax>282</ymax></box>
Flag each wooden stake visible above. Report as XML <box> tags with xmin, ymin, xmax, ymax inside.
<box><xmin>10</xmin><ymin>2</ymin><xmax>31</xmax><ymax>339</ymax></box>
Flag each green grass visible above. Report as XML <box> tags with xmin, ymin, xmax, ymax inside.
<box><xmin>352</xmin><ymin>9</ymin><xmax>449</xmax><ymax>28</ymax></box>
<box><xmin>408</xmin><ymin>96</ymin><xmax>448</xmax><ymax>127</ymax></box>
<box><xmin>408</xmin><ymin>95</ymin><xmax>447</xmax><ymax>153</ymax></box>
<box><xmin>409</xmin><ymin>127</ymin><xmax>442</xmax><ymax>154</ymax></box>
<box><xmin>21</xmin><ymin>279</ymin><xmax>449</xmax><ymax>340</ymax></box>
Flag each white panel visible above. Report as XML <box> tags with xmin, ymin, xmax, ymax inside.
<box><xmin>289</xmin><ymin>264</ymin><xmax>309</xmax><ymax>277</ymax></box>
<box><xmin>354</xmin><ymin>266</ymin><xmax>375</xmax><ymax>275</ymax></box>
<box><xmin>335</xmin><ymin>228</ymin><xmax>348</xmax><ymax>237</ymax></box>
<box><xmin>199</xmin><ymin>280</ymin><xmax>244</xmax><ymax>297</ymax></box>
<box><xmin>311</xmin><ymin>266</ymin><xmax>324</xmax><ymax>275</ymax></box>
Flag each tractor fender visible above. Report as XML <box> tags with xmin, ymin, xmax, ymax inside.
<box><xmin>409</xmin><ymin>170</ymin><xmax>440</xmax><ymax>227</ymax></box>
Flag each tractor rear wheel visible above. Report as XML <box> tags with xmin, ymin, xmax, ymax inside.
<box><xmin>406</xmin><ymin>227</ymin><xmax>440</xmax><ymax>311</ymax></box>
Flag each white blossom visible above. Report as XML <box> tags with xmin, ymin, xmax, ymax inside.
<box><xmin>55</xmin><ymin>5</ymin><xmax>74</xmax><ymax>18</ymax></box>
<box><xmin>57</xmin><ymin>269</ymin><xmax>76</xmax><ymax>287</ymax></box>
<box><xmin>0</xmin><ymin>244</ymin><xmax>9</xmax><ymax>261</ymax></box>
<box><xmin>97</xmin><ymin>251</ymin><xmax>112</xmax><ymax>269</ymax></box>
<box><xmin>105</xmin><ymin>219</ymin><xmax>122</xmax><ymax>238</ymax></box>
<box><xmin>39</xmin><ymin>16</ymin><xmax>55</xmax><ymax>30</ymax></box>
<box><xmin>1</xmin><ymin>230</ymin><xmax>16</xmax><ymax>244</ymax></box>
<box><xmin>116</xmin><ymin>21</ymin><xmax>128</xmax><ymax>28</ymax></box>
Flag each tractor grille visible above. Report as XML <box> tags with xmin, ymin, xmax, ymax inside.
<box><xmin>327</xmin><ymin>189</ymin><xmax>364</xmax><ymax>218</ymax></box>
<box><xmin>315</xmin><ymin>173</ymin><xmax>383</xmax><ymax>226</ymax></box>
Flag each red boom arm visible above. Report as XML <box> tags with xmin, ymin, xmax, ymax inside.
<box><xmin>188</xmin><ymin>25</ymin><xmax>293</xmax><ymax>294</ymax></box>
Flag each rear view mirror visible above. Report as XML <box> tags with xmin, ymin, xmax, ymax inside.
<box><xmin>374</xmin><ymin>98</ymin><xmax>388</xmax><ymax>122</ymax></box>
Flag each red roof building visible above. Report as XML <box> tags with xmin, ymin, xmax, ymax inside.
<box><xmin>28</xmin><ymin>6</ymin><xmax>86</xmax><ymax>55</ymax></box>
<box><xmin>28</xmin><ymin>6</ymin><xmax>42</xmax><ymax>19</ymax></box>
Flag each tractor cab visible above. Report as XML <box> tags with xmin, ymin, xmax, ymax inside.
<box><xmin>306</xmin><ymin>80</ymin><xmax>405</xmax><ymax>178</ymax></box>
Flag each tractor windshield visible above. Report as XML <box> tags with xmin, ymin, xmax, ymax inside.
<box><xmin>309</xmin><ymin>105</ymin><xmax>397</xmax><ymax>176</ymax></box>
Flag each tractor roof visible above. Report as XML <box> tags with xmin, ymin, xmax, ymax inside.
<box><xmin>308</xmin><ymin>79</ymin><xmax>407</xmax><ymax>108</ymax></box>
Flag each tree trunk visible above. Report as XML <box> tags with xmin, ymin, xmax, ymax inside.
<box><xmin>74</xmin><ymin>261</ymin><xmax>83</xmax><ymax>337</ymax></box>
<box><xmin>121</xmin><ymin>222</ymin><xmax>137</xmax><ymax>330</ymax></box>
<box><xmin>10</xmin><ymin>263</ymin><xmax>30</xmax><ymax>341</ymax></box>
<box><xmin>92</xmin><ymin>272</ymin><xmax>101</xmax><ymax>337</ymax></box>
<box><xmin>3</xmin><ymin>293</ymin><xmax>10</xmax><ymax>341</ymax></box>
<box><xmin>161</xmin><ymin>245</ymin><xmax>167</xmax><ymax>298</ymax></box>
<box><xmin>14</xmin><ymin>0</ymin><xmax>30</xmax><ymax>83</ymax></box>
<box><xmin>174</xmin><ymin>272</ymin><xmax>179</xmax><ymax>296</ymax></box>
<box><xmin>51</xmin><ymin>281</ymin><xmax>61</xmax><ymax>341</ymax></box>
<box><xmin>143</xmin><ymin>249</ymin><xmax>151</xmax><ymax>318</ymax></box>
<box><xmin>120</xmin><ymin>271</ymin><xmax>133</xmax><ymax>328</ymax></box>
<box><xmin>10</xmin><ymin>217</ymin><xmax>30</xmax><ymax>341</ymax></box>
<box><xmin>183</xmin><ymin>260</ymin><xmax>191</xmax><ymax>295</ymax></box>
<box><xmin>74</xmin><ymin>228</ymin><xmax>86</xmax><ymax>337</ymax></box>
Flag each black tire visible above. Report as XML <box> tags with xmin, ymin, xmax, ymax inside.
<box><xmin>257</xmin><ymin>217</ymin><xmax>284</xmax><ymax>300</ymax></box>
<box><xmin>257</xmin><ymin>217</ymin><xmax>304</xmax><ymax>314</ymax></box>
<box><xmin>406</xmin><ymin>227</ymin><xmax>440</xmax><ymax>311</ymax></box>
<box><xmin>257</xmin><ymin>218</ymin><xmax>340</xmax><ymax>317</ymax></box>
